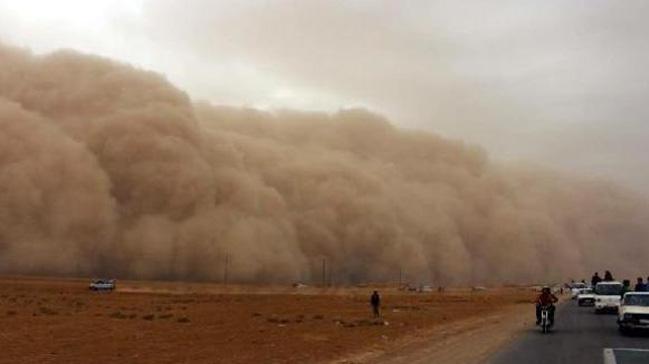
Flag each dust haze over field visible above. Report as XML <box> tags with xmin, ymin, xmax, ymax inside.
<box><xmin>1</xmin><ymin>43</ymin><xmax>648</xmax><ymax>285</ymax></box>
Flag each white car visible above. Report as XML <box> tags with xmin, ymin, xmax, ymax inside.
<box><xmin>618</xmin><ymin>292</ymin><xmax>649</xmax><ymax>334</ymax></box>
<box><xmin>571</xmin><ymin>282</ymin><xmax>588</xmax><ymax>299</ymax></box>
<box><xmin>594</xmin><ymin>281</ymin><xmax>623</xmax><ymax>313</ymax></box>
<box><xmin>89</xmin><ymin>279</ymin><xmax>116</xmax><ymax>291</ymax></box>
<box><xmin>577</xmin><ymin>288</ymin><xmax>596</xmax><ymax>306</ymax></box>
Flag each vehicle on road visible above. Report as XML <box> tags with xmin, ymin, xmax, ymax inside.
<box><xmin>577</xmin><ymin>288</ymin><xmax>595</xmax><ymax>306</ymax></box>
<box><xmin>617</xmin><ymin>292</ymin><xmax>649</xmax><ymax>334</ymax></box>
<box><xmin>594</xmin><ymin>281</ymin><xmax>623</xmax><ymax>313</ymax></box>
<box><xmin>570</xmin><ymin>282</ymin><xmax>588</xmax><ymax>299</ymax></box>
<box><xmin>89</xmin><ymin>279</ymin><xmax>116</xmax><ymax>291</ymax></box>
<box><xmin>539</xmin><ymin>305</ymin><xmax>552</xmax><ymax>333</ymax></box>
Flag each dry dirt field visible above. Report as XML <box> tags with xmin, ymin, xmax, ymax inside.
<box><xmin>0</xmin><ymin>277</ymin><xmax>536</xmax><ymax>364</ymax></box>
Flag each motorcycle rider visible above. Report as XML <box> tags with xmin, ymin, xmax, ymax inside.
<box><xmin>536</xmin><ymin>287</ymin><xmax>559</xmax><ymax>326</ymax></box>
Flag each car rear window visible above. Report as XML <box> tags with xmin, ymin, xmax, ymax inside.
<box><xmin>624</xmin><ymin>295</ymin><xmax>649</xmax><ymax>306</ymax></box>
<box><xmin>596</xmin><ymin>284</ymin><xmax>623</xmax><ymax>295</ymax></box>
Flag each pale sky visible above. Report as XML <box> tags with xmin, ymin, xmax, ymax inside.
<box><xmin>1</xmin><ymin>0</ymin><xmax>648</xmax><ymax>192</ymax></box>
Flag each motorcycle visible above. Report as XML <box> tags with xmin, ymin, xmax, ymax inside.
<box><xmin>540</xmin><ymin>305</ymin><xmax>552</xmax><ymax>333</ymax></box>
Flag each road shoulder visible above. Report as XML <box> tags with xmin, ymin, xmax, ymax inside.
<box><xmin>333</xmin><ymin>303</ymin><xmax>533</xmax><ymax>364</ymax></box>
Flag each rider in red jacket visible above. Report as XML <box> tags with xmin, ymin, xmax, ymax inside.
<box><xmin>536</xmin><ymin>287</ymin><xmax>559</xmax><ymax>326</ymax></box>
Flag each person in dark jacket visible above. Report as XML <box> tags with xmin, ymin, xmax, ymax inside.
<box><xmin>370</xmin><ymin>291</ymin><xmax>381</xmax><ymax>318</ymax></box>
<box><xmin>604</xmin><ymin>270</ymin><xmax>614</xmax><ymax>281</ymax></box>
<box><xmin>635</xmin><ymin>278</ymin><xmax>647</xmax><ymax>292</ymax></box>
<box><xmin>591</xmin><ymin>272</ymin><xmax>602</xmax><ymax>288</ymax></box>
<box><xmin>621</xmin><ymin>279</ymin><xmax>631</xmax><ymax>298</ymax></box>
<box><xmin>536</xmin><ymin>287</ymin><xmax>559</xmax><ymax>326</ymax></box>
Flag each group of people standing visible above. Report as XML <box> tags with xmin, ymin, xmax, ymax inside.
<box><xmin>591</xmin><ymin>270</ymin><xmax>649</xmax><ymax>294</ymax></box>
<box><xmin>590</xmin><ymin>270</ymin><xmax>614</xmax><ymax>286</ymax></box>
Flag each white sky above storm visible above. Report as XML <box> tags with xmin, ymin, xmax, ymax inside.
<box><xmin>1</xmin><ymin>0</ymin><xmax>648</xmax><ymax>192</ymax></box>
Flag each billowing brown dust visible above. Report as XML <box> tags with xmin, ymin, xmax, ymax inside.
<box><xmin>0</xmin><ymin>44</ymin><xmax>647</xmax><ymax>285</ymax></box>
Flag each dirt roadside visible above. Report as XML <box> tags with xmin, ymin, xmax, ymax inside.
<box><xmin>0</xmin><ymin>276</ymin><xmax>538</xmax><ymax>364</ymax></box>
<box><xmin>333</xmin><ymin>303</ymin><xmax>532</xmax><ymax>364</ymax></box>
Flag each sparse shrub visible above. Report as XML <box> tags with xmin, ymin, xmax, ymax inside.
<box><xmin>142</xmin><ymin>314</ymin><xmax>155</xmax><ymax>321</ymax></box>
<box><xmin>109</xmin><ymin>311</ymin><xmax>128</xmax><ymax>319</ymax></box>
<box><xmin>313</xmin><ymin>314</ymin><xmax>324</xmax><ymax>320</ymax></box>
<box><xmin>172</xmin><ymin>298</ymin><xmax>195</xmax><ymax>304</ymax></box>
<box><xmin>158</xmin><ymin>314</ymin><xmax>173</xmax><ymax>319</ymax></box>
<box><xmin>6</xmin><ymin>310</ymin><xmax>17</xmax><ymax>316</ymax></box>
<box><xmin>177</xmin><ymin>317</ymin><xmax>190</xmax><ymax>323</ymax></box>
<box><xmin>39</xmin><ymin>307</ymin><xmax>58</xmax><ymax>315</ymax></box>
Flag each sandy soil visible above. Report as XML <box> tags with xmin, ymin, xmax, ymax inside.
<box><xmin>0</xmin><ymin>276</ymin><xmax>536</xmax><ymax>363</ymax></box>
<box><xmin>337</xmin><ymin>303</ymin><xmax>532</xmax><ymax>364</ymax></box>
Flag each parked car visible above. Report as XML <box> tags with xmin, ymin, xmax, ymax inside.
<box><xmin>577</xmin><ymin>288</ymin><xmax>596</xmax><ymax>306</ymax></box>
<box><xmin>89</xmin><ymin>279</ymin><xmax>116</xmax><ymax>291</ymax></box>
<box><xmin>618</xmin><ymin>292</ymin><xmax>649</xmax><ymax>334</ymax></box>
<box><xmin>594</xmin><ymin>281</ymin><xmax>623</xmax><ymax>313</ymax></box>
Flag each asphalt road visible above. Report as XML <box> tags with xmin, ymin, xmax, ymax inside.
<box><xmin>490</xmin><ymin>300</ymin><xmax>649</xmax><ymax>364</ymax></box>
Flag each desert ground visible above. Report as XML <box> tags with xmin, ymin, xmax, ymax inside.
<box><xmin>0</xmin><ymin>277</ymin><xmax>536</xmax><ymax>363</ymax></box>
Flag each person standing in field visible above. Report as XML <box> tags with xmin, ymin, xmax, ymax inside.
<box><xmin>604</xmin><ymin>270</ymin><xmax>614</xmax><ymax>281</ymax></box>
<box><xmin>370</xmin><ymin>291</ymin><xmax>381</xmax><ymax>318</ymax></box>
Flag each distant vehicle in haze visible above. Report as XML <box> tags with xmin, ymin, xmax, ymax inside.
<box><xmin>618</xmin><ymin>292</ymin><xmax>649</xmax><ymax>334</ymax></box>
<box><xmin>594</xmin><ymin>281</ymin><xmax>623</xmax><ymax>313</ymax></box>
<box><xmin>571</xmin><ymin>282</ymin><xmax>589</xmax><ymax>299</ymax></box>
<box><xmin>89</xmin><ymin>279</ymin><xmax>116</xmax><ymax>291</ymax></box>
<box><xmin>577</xmin><ymin>288</ymin><xmax>595</xmax><ymax>306</ymax></box>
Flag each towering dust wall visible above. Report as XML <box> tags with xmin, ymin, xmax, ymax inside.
<box><xmin>1</xmin><ymin>44</ymin><xmax>647</xmax><ymax>284</ymax></box>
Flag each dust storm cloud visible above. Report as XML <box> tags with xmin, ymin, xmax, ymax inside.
<box><xmin>0</xmin><ymin>44</ymin><xmax>647</xmax><ymax>285</ymax></box>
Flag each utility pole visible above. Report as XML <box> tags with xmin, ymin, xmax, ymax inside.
<box><xmin>224</xmin><ymin>252</ymin><xmax>229</xmax><ymax>286</ymax></box>
<box><xmin>321</xmin><ymin>258</ymin><xmax>326</xmax><ymax>288</ymax></box>
<box><xmin>399</xmin><ymin>267</ymin><xmax>403</xmax><ymax>289</ymax></box>
<box><xmin>328</xmin><ymin>261</ymin><xmax>332</xmax><ymax>287</ymax></box>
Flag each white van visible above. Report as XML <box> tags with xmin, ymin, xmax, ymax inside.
<box><xmin>594</xmin><ymin>281</ymin><xmax>623</xmax><ymax>313</ymax></box>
